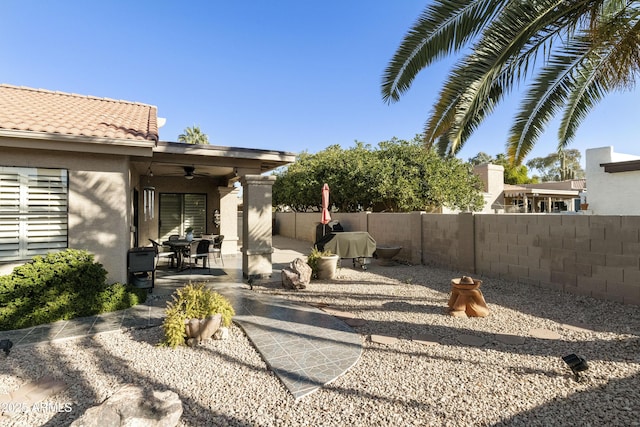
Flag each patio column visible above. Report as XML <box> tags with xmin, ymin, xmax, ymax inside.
<box><xmin>218</xmin><ymin>186</ymin><xmax>240</xmax><ymax>255</ymax></box>
<box><xmin>240</xmin><ymin>174</ymin><xmax>276</xmax><ymax>279</ymax></box>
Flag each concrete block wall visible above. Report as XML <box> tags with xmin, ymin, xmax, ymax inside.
<box><xmin>422</xmin><ymin>214</ymin><xmax>462</xmax><ymax>270</ymax></box>
<box><xmin>367</xmin><ymin>213</ymin><xmax>416</xmax><ymax>263</ymax></box>
<box><xmin>330</xmin><ymin>212</ymin><xmax>368</xmax><ymax>232</ymax></box>
<box><xmin>274</xmin><ymin>211</ymin><xmax>640</xmax><ymax>305</ymax></box>
<box><xmin>473</xmin><ymin>214</ymin><xmax>640</xmax><ymax>305</ymax></box>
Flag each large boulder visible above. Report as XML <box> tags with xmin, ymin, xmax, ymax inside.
<box><xmin>70</xmin><ymin>385</ymin><xmax>182</xmax><ymax>427</ymax></box>
<box><xmin>281</xmin><ymin>258</ymin><xmax>311</xmax><ymax>290</ymax></box>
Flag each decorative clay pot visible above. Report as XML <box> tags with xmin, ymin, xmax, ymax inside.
<box><xmin>317</xmin><ymin>255</ymin><xmax>339</xmax><ymax>280</ymax></box>
<box><xmin>184</xmin><ymin>314</ymin><xmax>222</xmax><ymax>346</ymax></box>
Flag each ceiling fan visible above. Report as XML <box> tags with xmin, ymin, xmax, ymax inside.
<box><xmin>180</xmin><ymin>166</ymin><xmax>210</xmax><ymax>179</ymax></box>
<box><xmin>183</xmin><ymin>166</ymin><xmax>196</xmax><ymax>180</ymax></box>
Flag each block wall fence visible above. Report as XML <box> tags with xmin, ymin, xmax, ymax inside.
<box><xmin>274</xmin><ymin>212</ymin><xmax>640</xmax><ymax>306</ymax></box>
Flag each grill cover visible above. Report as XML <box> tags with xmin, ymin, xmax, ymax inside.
<box><xmin>315</xmin><ymin>232</ymin><xmax>376</xmax><ymax>259</ymax></box>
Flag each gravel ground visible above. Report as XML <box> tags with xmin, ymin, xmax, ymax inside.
<box><xmin>2</xmin><ymin>262</ymin><xmax>640</xmax><ymax>426</ymax></box>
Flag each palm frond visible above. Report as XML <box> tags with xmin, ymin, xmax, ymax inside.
<box><xmin>385</xmin><ymin>0</ymin><xmax>640</xmax><ymax>160</ymax></box>
<box><xmin>509</xmin><ymin>4</ymin><xmax>640</xmax><ymax>162</ymax></box>
<box><xmin>382</xmin><ymin>0</ymin><xmax>508</xmax><ymax>103</ymax></box>
<box><xmin>507</xmin><ymin>37</ymin><xmax>591</xmax><ymax>163</ymax></box>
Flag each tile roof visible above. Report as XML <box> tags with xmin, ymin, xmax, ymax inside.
<box><xmin>0</xmin><ymin>84</ymin><xmax>158</xmax><ymax>142</ymax></box>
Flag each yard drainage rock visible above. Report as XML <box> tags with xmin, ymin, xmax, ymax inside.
<box><xmin>70</xmin><ymin>385</ymin><xmax>182</xmax><ymax>427</ymax></box>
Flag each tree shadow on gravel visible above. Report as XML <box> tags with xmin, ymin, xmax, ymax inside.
<box><xmin>0</xmin><ymin>341</ymin><xmax>99</xmax><ymax>427</ymax></box>
<box><xmin>346</xmin><ymin>317</ymin><xmax>640</xmax><ymax>364</ymax></box>
<box><xmin>249</xmin><ymin>273</ymin><xmax>640</xmax><ymax>366</ymax></box>
<box><xmin>45</xmin><ymin>333</ymin><xmax>265</xmax><ymax>426</ymax></box>
<box><xmin>317</xmin><ymin>263</ymin><xmax>640</xmax><ymax>339</ymax></box>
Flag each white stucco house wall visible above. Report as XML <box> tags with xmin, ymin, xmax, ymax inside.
<box><xmin>586</xmin><ymin>146</ymin><xmax>640</xmax><ymax>215</ymax></box>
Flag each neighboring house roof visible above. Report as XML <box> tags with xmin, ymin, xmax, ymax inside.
<box><xmin>599</xmin><ymin>159</ymin><xmax>640</xmax><ymax>173</ymax></box>
<box><xmin>522</xmin><ymin>179</ymin><xmax>586</xmax><ymax>191</ymax></box>
<box><xmin>503</xmin><ymin>183</ymin><xmax>580</xmax><ymax>198</ymax></box>
<box><xmin>0</xmin><ymin>84</ymin><xmax>158</xmax><ymax>142</ymax></box>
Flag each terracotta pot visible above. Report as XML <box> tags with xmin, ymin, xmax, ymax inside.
<box><xmin>317</xmin><ymin>255</ymin><xmax>339</xmax><ymax>280</ymax></box>
<box><xmin>580</xmin><ymin>203</ymin><xmax>589</xmax><ymax>210</ymax></box>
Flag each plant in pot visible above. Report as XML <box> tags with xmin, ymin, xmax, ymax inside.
<box><xmin>162</xmin><ymin>282</ymin><xmax>235</xmax><ymax>348</ymax></box>
<box><xmin>307</xmin><ymin>247</ymin><xmax>339</xmax><ymax>280</ymax></box>
<box><xmin>185</xmin><ymin>227</ymin><xmax>194</xmax><ymax>241</ymax></box>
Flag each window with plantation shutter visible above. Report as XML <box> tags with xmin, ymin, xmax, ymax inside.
<box><xmin>0</xmin><ymin>167</ymin><xmax>68</xmax><ymax>262</ymax></box>
<box><xmin>158</xmin><ymin>193</ymin><xmax>206</xmax><ymax>242</ymax></box>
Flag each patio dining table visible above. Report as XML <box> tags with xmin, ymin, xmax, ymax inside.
<box><xmin>162</xmin><ymin>239</ymin><xmax>198</xmax><ymax>270</ymax></box>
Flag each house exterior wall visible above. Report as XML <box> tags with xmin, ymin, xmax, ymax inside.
<box><xmin>473</xmin><ymin>164</ymin><xmax>505</xmax><ymax>213</ymax></box>
<box><xmin>1</xmin><ymin>146</ymin><xmax>131</xmax><ymax>283</ymax></box>
<box><xmin>275</xmin><ymin>211</ymin><xmax>640</xmax><ymax>305</ymax></box>
<box><xmin>586</xmin><ymin>146</ymin><xmax>640</xmax><ymax>215</ymax></box>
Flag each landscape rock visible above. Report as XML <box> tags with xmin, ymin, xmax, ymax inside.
<box><xmin>70</xmin><ymin>384</ymin><xmax>182</xmax><ymax>427</ymax></box>
<box><xmin>281</xmin><ymin>258</ymin><xmax>311</xmax><ymax>290</ymax></box>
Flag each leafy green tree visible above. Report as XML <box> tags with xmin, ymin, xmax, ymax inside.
<box><xmin>382</xmin><ymin>1</ymin><xmax>640</xmax><ymax>163</ymax></box>
<box><xmin>273</xmin><ymin>136</ymin><xmax>485</xmax><ymax>212</ymax></box>
<box><xmin>526</xmin><ymin>149</ymin><xmax>585</xmax><ymax>182</ymax></box>
<box><xmin>178</xmin><ymin>125</ymin><xmax>209</xmax><ymax>145</ymax></box>
<box><xmin>468</xmin><ymin>152</ymin><xmax>494</xmax><ymax>166</ymax></box>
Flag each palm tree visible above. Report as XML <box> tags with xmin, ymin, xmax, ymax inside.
<box><xmin>382</xmin><ymin>0</ymin><xmax>640</xmax><ymax>164</ymax></box>
<box><xmin>178</xmin><ymin>125</ymin><xmax>209</xmax><ymax>145</ymax></box>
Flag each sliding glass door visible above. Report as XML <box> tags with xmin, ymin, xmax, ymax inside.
<box><xmin>158</xmin><ymin>193</ymin><xmax>206</xmax><ymax>241</ymax></box>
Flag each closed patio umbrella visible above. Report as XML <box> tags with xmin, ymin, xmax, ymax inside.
<box><xmin>321</xmin><ymin>183</ymin><xmax>331</xmax><ymax>225</ymax></box>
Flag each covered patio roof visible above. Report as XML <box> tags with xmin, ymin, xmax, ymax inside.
<box><xmin>131</xmin><ymin>141</ymin><xmax>295</xmax><ymax>185</ymax></box>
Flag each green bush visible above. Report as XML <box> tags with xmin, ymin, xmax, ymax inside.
<box><xmin>162</xmin><ymin>282</ymin><xmax>235</xmax><ymax>348</ymax></box>
<box><xmin>306</xmin><ymin>247</ymin><xmax>333</xmax><ymax>279</ymax></box>
<box><xmin>0</xmin><ymin>249</ymin><xmax>146</xmax><ymax>331</ymax></box>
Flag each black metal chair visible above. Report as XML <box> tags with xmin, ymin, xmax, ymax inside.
<box><xmin>187</xmin><ymin>239</ymin><xmax>211</xmax><ymax>273</ymax></box>
<box><xmin>148</xmin><ymin>239</ymin><xmax>176</xmax><ymax>268</ymax></box>
<box><xmin>211</xmin><ymin>235</ymin><xmax>224</xmax><ymax>266</ymax></box>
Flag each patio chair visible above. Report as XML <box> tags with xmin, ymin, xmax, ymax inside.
<box><xmin>186</xmin><ymin>239</ymin><xmax>211</xmax><ymax>273</ymax></box>
<box><xmin>210</xmin><ymin>235</ymin><xmax>224</xmax><ymax>266</ymax></box>
<box><xmin>149</xmin><ymin>239</ymin><xmax>176</xmax><ymax>268</ymax></box>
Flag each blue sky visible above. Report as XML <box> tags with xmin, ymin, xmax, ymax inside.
<box><xmin>2</xmin><ymin>1</ymin><xmax>638</xmax><ymax>166</ymax></box>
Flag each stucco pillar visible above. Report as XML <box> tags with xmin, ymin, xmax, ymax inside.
<box><xmin>218</xmin><ymin>186</ymin><xmax>240</xmax><ymax>255</ymax></box>
<box><xmin>240</xmin><ymin>175</ymin><xmax>275</xmax><ymax>279</ymax></box>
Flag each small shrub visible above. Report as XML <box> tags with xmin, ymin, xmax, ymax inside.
<box><xmin>306</xmin><ymin>247</ymin><xmax>333</xmax><ymax>279</ymax></box>
<box><xmin>0</xmin><ymin>249</ymin><xmax>146</xmax><ymax>331</ymax></box>
<box><xmin>162</xmin><ymin>282</ymin><xmax>235</xmax><ymax>348</ymax></box>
